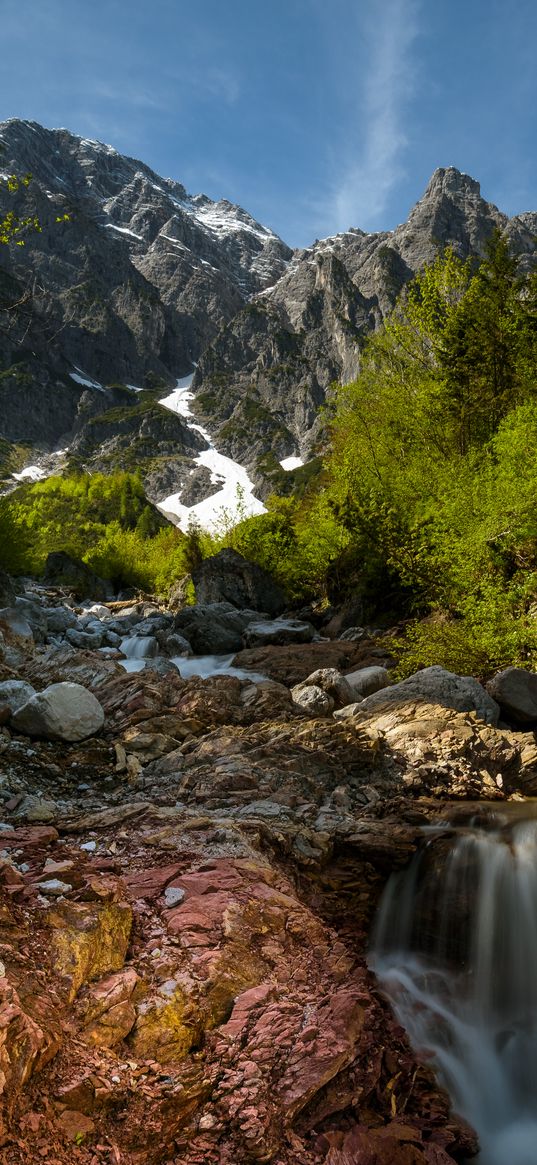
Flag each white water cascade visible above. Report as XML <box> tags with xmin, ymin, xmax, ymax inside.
<box><xmin>369</xmin><ymin>812</ymin><xmax>537</xmax><ymax>1165</ymax></box>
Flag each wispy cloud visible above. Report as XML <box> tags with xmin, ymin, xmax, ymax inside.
<box><xmin>332</xmin><ymin>0</ymin><xmax>421</xmax><ymax>232</ymax></box>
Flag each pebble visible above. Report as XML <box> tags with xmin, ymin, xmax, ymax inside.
<box><xmin>38</xmin><ymin>879</ymin><xmax>73</xmax><ymax>896</ymax></box>
<box><xmin>164</xmin><ymin>886</ymin><xmax>185</xmax><ymax>908</ymax></box>
<box><xmin>80</xmin><ymin>840</ymin><xmax>97</xmax><ymax>852</ymax></box>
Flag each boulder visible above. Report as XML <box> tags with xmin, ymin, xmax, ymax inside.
<box><xmin>360</xmin><ymin>665</ymin><xmax>500</xmax><ymax>726</ymax></box>
<box><xmin>45</xmin><ymin>605</ymin><xmax>79</xmax><ymax>633</ymax></box>
<box><xmin>302</xmin><ymin>668</ymin><xmax>353</xmax><ymax>708</ymax></box>
<box><xmin>344</xmin><ymin>665</ymin><xmax>390</xmax><ymax>700</ymax></box>
<box><xmin>0</xmin><ymin>607</ymin><xmax>34</xmax><ymax>643</ymax></box>
<box><xmin>14</xmin><ymin>597</ymin><xmax>48</xmax><ymax>642</ymax></box>
<box><xmin>243</xmin><ymin>618</ymin><xmax>316</xmax><ymax>648</ymax></box>
<box><xmin>11</xmin><ymin>681</ymin><xmax>105</xmax><ymax>741</ymax></box>
<box><xmin>42</xmin><ymin>551</ymin><xmax>111</xmax><ymax>600</ymax></box>
<box><xmin>156</xmin><ymin>629</ymin><xmax>192</xmax><ymax>656</ymax></box>
<box><xmin>291</xmin><ymin>684</ymin><xmax>335</xmax><ymax>716</ymax></box>
<box><xmin>486</xmin><ymin>667</ymin><xmax>537</xmax><ymax>723</ymax></box>
<box><xmin>0</xmin><ymin>679</ymin><xmax>37</xmax><ymax>714</ymax></box>
<box><xmin>175</xmin><ymin>602</ymin><xmax>258</xmax><ymax>654</ymax></box>
<box><xmin>192</xmin><ymin>548</ymin><xmax>286</xmax><ymax>616</ymax></box>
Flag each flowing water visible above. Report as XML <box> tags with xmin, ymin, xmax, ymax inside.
<box><xmin>369</xmin><ymin>811</ymin><xmax>537</xmax><ymax>1165</ymax></box>
<box><xmin>120</xmin><ymin>640</ymin><xmax>267</xmax><ymax>681</ymax></box>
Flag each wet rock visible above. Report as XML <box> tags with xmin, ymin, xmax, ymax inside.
<box><xmin>156</xmin><ymin>628</ymin><xmax>192</xmax><ymax>656</ymax></box>
<box><xmin>174</xmin><ymin>603</ymin><xmax>257</xmax><ymax>654</ymax></box>
<box><xmin>142</xmin><ymin>657</ymin><xmax>180</xmax><ymax>676</ymax></box>
<box><xmin>291</xmin><ymin>683</ymin><xmax>335</xmax><ymax>716</ymax></box>
<box><xmin>192</xmin><ymin>548</ymin><xmax>287</xmax><ymax>616</ymax></box>
<box><xmin>486</xmin><ymin>666</ymin><xmax>537</xmax><ymax>724</ymax></box>
<box><xmin>361</xmin><ymin>665</ymin><xmax>500</xmax><ymax>726</ymax></box>
<box><xmin>11</xmin><ymin>681</ymin><xmax>105</xmax><ymax>741</ymax></box>
<box><xmin>243</xmin><ymin>618</ymin><xmax>316</xmax><ymax>648</ymax></box>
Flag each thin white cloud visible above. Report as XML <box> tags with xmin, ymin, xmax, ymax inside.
<box><xmin>333</xmin><ymin>0</ymin><xmax>421</xmax><ymax>232</ymax></box>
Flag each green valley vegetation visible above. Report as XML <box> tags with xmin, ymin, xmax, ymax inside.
<box><xmin>0</xmin><ymin>471</ymin><xmax>194</xmax><ymax>594</ymax></box>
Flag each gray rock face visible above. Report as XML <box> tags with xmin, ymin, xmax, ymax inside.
<box><xmin>2</xmin><ymin>118</ymin><xmax>536</xmax><ymax>505</ymax></box>
<box><xmin>11</xmin><ymin>681</ymin><xmax>105</xmax><ymax>741</ymax></box>
<box><xmin>191</xmin><ymin>169</ymin><xmax>537</xmax><ymax>485</ymax></box>
<box><xmin>360</xmin><ymin>665</ymin><xmax>500</xmax><ymax>726</ymax></box>
<box><xmin>192</xmin><ymin>549</ymin><xmax>286</xmax><ymax>616</ymax></box>
<box><xmin>486</xmin><ymin>667</ymin><xmax>537</xmax><ymax>723</ymax></box>
<box><xmin>0</xmin><ymin>118</ymin><xmax>290</xmax><ymax>401</ymax></box>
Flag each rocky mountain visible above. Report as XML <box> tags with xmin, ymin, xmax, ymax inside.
<box><xmin>1</xmin><ymin>118</ymin><xmax>536</xmax><ymax>516</ymax></box>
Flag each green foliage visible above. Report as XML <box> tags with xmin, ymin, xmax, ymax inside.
<box><xmin>0</xmin><ymin>471</ymin><xmax>190</xmax><ymax>595</ymax></box>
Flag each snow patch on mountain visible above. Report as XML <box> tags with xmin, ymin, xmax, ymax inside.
<box><xmin>158</xmin><ymin>375</ymin><xmax>266</xmax><ymax>532</ymax></box>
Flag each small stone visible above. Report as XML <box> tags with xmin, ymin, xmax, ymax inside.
<box><xmin>38</xmin><ymin>879</ymin><xmax>73</xmax><ymax>896</ymax></box>
<box><xmin>80</xmin><ymin>840</ymin><xmax>97</xmax><ymax>852</ymax></box>
<box><xmin>164</xmin><ymin>886</ymin><xmax>185</xmax><ymax>908</ymax></box>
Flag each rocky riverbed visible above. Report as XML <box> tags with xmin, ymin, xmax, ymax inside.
<box><xmin>1</xmin><ymin>569</ymin><xmax>537</xmax><ymax>1164</ymax></box>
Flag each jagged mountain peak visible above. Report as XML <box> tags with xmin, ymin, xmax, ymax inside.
<box><xmin>422</xmin><ymin>166</ymin><xmax>483</xmax><ymax>200</ymax></box>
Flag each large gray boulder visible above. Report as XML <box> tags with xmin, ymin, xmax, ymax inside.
<box><xmin>192</xmin><ymin>549</ymin><xmax>286</xmax><ymax>616</ymax></box>
<box><xmin>344</xmin><ymin>666</ymin><xmax>390</xmax><ymax>701</ymax></box>
<box><xmin>243</xmin><ymin>619</ymin><xmax>316</xmax><ymax>648</ymax></box>
<box><xmin>11</xmin><ymin>682</ymin><xmax>105</xmax><ymax>741</ymax></box>
<box><xmin>359</xmin><ymin>665</ymin><xmax>500</xmax><ymax>726</ymax></box>
<box><xmin>486</xmin><ymin>667</ymin><xmax>537</xmax><ymax>723</ymax></box>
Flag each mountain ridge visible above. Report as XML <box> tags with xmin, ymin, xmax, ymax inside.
<box><xmin>1</xmin><ymin>119</ymin><xmax>536</xmax><ymax>516</ymax></box>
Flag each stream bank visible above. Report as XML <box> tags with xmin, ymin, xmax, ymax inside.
<box><xmin>1</xmin><ymin>577</ymin><xmax>537</xmax><ymax>1164</ymax></box>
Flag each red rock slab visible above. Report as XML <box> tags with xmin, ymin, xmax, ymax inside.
<box><xmin>324</xmin><ymin>1125</ymin><xmax>450</xmax><ymax>1165</ymax></box>
<box><xmin>278</xmin><ymin>987</ymin><xmax>366</xmax><ymax>1119</ymax></box>
<box><xmin>166</xmin><ymin>862</ymin><xmax>246</xmax><ymax>900</ymax></box>
<box><xmin>165</xmin><ymin>890</ymin><xmax>233</xmax><ymax>939</ymax></box>
<box><xmin>218</xmin><ymin>982</ymin><xmax>276</xmax><ymax>1039</ymax></box>
<box><xmin>0</xmin><ymin>826</ymin><xmax>59</xmax><ymax>849</ymax></box>
<box><xmin>123</xmin><ymin>863</ymin><xmax>185</xmax><ymax>902</ymax></box>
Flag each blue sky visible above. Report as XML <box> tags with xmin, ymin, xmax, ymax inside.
<box><xmin>1</xmin><ymin>0</ymin><xmax>536</xmax><ymax>247</ymax></box>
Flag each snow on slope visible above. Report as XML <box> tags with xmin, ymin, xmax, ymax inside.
<box><xmin>158</xmin><ymin>375</ymin><xmax>266</xmax><ymax>533</ymax></box>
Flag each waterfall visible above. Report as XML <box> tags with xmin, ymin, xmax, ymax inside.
<box><xmin>369</xmin><ymin>812</ymin><xmax>537</xmax><ymax>1165</ymax></box>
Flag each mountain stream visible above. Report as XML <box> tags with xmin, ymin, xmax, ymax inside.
<box><xmin>369</xmin><ymin>811</ymin><xmax>537</xmax><ymax>1165</ymax></box>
